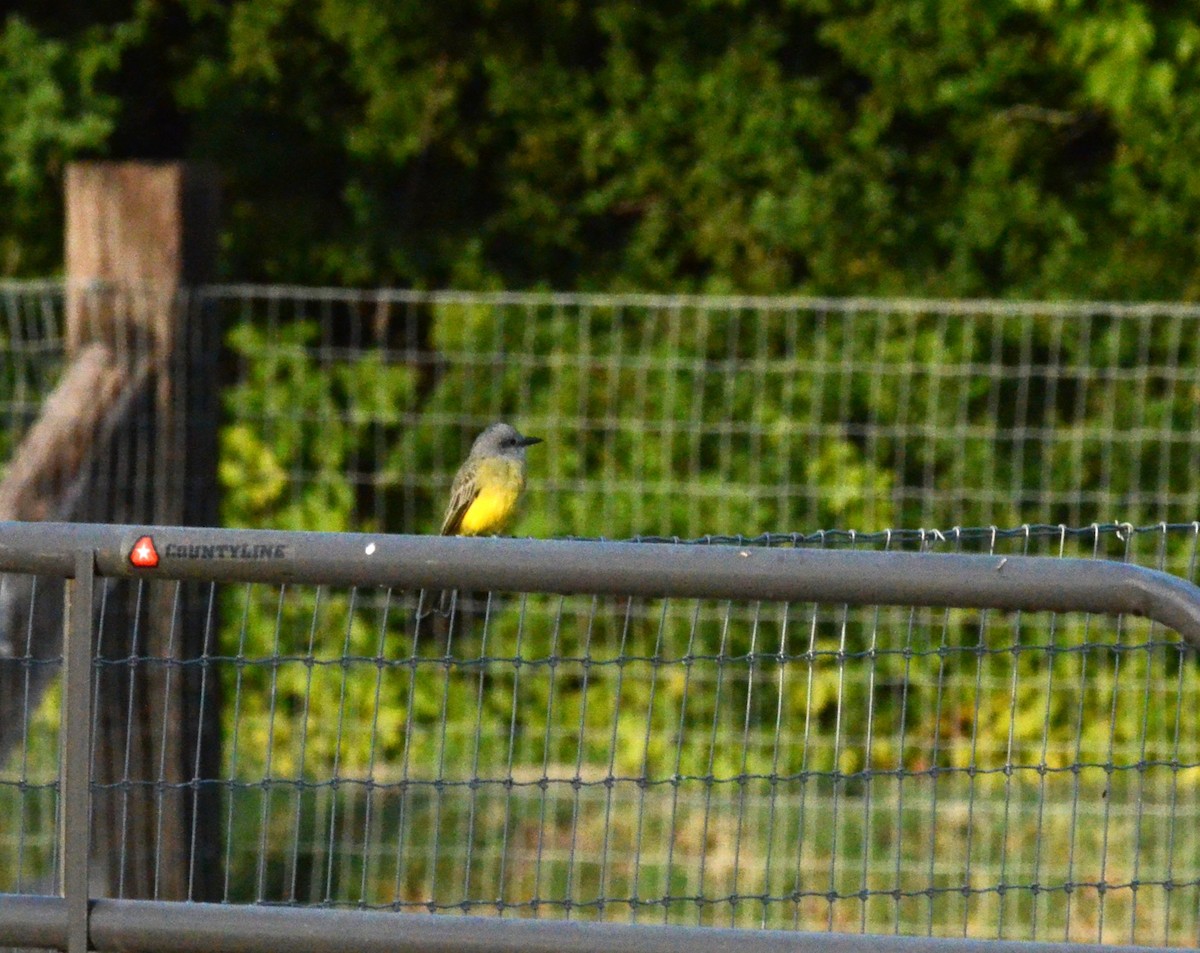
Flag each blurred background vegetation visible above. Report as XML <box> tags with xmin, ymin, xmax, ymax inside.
<box><xmin>4</xmin><ymin>0</ymin><xmax>1200</xmax><ymax>298</ymax></box>
<box><xmin>3</xmin><ymin>1</ymin><xmax>1200</xmax><ymax>940</ymax></box>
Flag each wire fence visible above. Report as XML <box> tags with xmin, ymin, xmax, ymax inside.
<box><xmin>2</xmin><ymin>283</ymin><xmax>1200</xmax><ymax>949</ymax></box>
<box><xmin>5</xmin><ymin>284</ymin><xmax>1200</xmax><ymax>536</ymax></box>
<box><xmin>2</xmin><ymin>524</ymin><xmax>1199</xmax><ymax>948</ymax></box>
<box><xmin>0</xmin><ymin>281</ymin><xmax>65</xmax><ymax>466</ymax></box>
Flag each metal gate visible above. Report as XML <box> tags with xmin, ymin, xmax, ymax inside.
<box><xmin>1</xmin><ymin>521</ymin><xmax>1198</xmax><ymax>951</ymax></box>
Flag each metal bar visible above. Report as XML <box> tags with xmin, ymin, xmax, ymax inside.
<box><xmin>0</xmin><ymin>894</ymin><xmax>1184</xmax><ymax>953</ymax></box>
<box><xmin>15</xmin><ymin>276</ymin><xmax>1200</xmax><ymax>318</ymax></box>
<box><xmin>83</xmin><ymin>899</ymin><xmax>1179</xmax><ymax>953</ymax></box>
<box><xmin>0</xmin><ymin>894</ymin><xmax>68</xmax><ymax>949</ymax></box>
<box><xmin>0</xmin><ymin>522</ymin><xmax>117</xmax><ymax>576</ymax></box>
<box><xmin>61</xmin><ymin>550</ymin><xmax>95</xmax><ymax>953</ymax></box>
<box><xmin>0</xmin><ymin>522</ymin><xmax>1198</xmax><ymax>647</ymax></box>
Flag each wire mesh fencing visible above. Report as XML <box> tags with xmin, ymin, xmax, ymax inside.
<box><xmin>2</xmin><ymin>523</ymin><xmax>1199</xmax><ymax>949</ymax></box>
<box><xmin>6</xmin><ymin>284</ymin><xmax>1200</xmax><ymax>538</ymax></box>
<box><xmin>209</xmin><ymin>288</ymin><xmax>1200</xmax><ymax>536</ymax></box>
<box><xmin>0</xmin><ymin>573</ymin><xmax>62</xmax><ymax>898</ymax></box>
<box><xmin>0</xmin><ymin>278</ymin><xmax>219</xmax><ymax>926</ymax></box>
<box><xmin>0</xmin><ymin>282</ymin><xmax>64</xmax><ymax>455</ymax></box>
<box><xmin>3</xmin><ymin>282</ymin><xmax>1200</xmax><ymax>950</ymax></box>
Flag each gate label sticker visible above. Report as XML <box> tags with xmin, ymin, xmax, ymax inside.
<box><xmin>162</xmin><ymin>543</ymin><xmax>288</xmax><ymax>560</ymax></box>
<box><xmin>128</xmin><ymin>536</ymin><xmax>289</xmax><ymax>567</ymax></box>
<box><xmin>129</xmin><ymin>535</ymin><xmax>160</xmax><ymax>568</ymax></box>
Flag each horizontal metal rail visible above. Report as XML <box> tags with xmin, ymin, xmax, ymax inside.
<box><xmin>0</xmin><ymin>895</ymin><xmax>65</xmax><ymax>950</ymax></box>
<box><xmin>0</xmin><ymin>521</ymin><xmax>1198</xmax><ymax>648</ymax></box>
<box><xmin>0</xmin><ymin>895</ymin><xmax>1183</xmax><ymax>953</ymax></box>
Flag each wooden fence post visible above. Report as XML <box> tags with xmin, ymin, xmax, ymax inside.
<box><xmin>64</xmin><ymin>161</ymin><xmax>222</xmax><ymax>901</ymax></box>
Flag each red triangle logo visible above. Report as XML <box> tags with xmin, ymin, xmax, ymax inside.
<box><xmin>129</xmin><ymin>535</ymin><xmax>159</xmax><ymax>568</ymax></box>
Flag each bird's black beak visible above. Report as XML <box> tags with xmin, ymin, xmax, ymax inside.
<box><xmin>520</xmin><ymin>435</ymin><xmax>543</xmax><ymax>447</ymax></box>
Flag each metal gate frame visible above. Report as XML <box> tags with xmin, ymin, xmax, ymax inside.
<box><xmin>1</xmin><ymin>520</ymin><xmax>1197</xmax><ymax>953</ymax></box>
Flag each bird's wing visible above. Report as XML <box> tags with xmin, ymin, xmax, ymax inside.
<box><xmin>439</xmin><ymin>467</ymin><xmax>480</xmax><ymax>535</ymax></box>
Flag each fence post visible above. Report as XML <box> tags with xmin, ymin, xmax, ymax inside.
<box><xmin>64</xmin><ymin>162</ymin><xmax>222</xmax><ymax>901</ymax></box>
<box><xmin>61</xmin><ymin>552</ymin><xmax>95</xmax><ymax>953</ymax></box>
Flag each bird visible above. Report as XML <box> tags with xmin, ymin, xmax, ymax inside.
<box><xmin>425</xmin><ymin>422</ymin><xmax>542</xmax><ymax>619</ymax></box>
<box><xmin>439</xmin><ymin>422</ymin><xmax>542</xmax><ymax>537</ymax></box>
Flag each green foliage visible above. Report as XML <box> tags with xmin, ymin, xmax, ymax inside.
<box><xmin>10</xmin><ymin>1</ymin><xmax>1200</xmax><ymax>296</ymax></box>
<box><xmin>198</xmin><ymin>0</ymin><xmax>1188</xmax><ymax>296</ymax></box>
<box><xmin>221</xmin><ymin>320</ymin><xmax>418</xmax><ymax>531</ymax></box>
<box><xmin>0</xmin><ymin>14</ymin><xmax>125</xmax><ymax>275</ymax></box>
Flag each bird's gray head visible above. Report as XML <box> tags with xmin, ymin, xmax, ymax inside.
<box><xmin>469</xmin><ymin>422</ymin><xmax>543</xmax><ymax>461</ymax></box>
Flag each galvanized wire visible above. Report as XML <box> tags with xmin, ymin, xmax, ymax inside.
<box><xmin>6</xmin><ymin>283</ymin><xmax>1200</xmax><ymax>537</ymax></box>
<box><xmin>194</xmin><ymin>287</ymin><xmax>1200</xmax><ymax>535</ymax></box>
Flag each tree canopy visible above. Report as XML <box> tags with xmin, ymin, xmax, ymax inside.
<box><xmin>4</xmin><ymin>0</ymin><xmax>1200</xmax><ymax>297</ymax></box>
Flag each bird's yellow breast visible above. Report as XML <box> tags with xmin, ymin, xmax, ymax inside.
<box><xmin>458</xmin><ymin>458</ymin><xmax>525</xmax><ymax>535</ymax></box>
